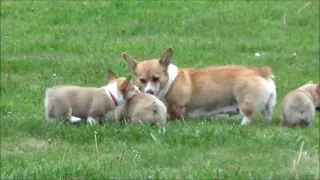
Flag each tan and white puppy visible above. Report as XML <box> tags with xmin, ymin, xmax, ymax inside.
<box><xmin>44</xmin><ymin>70</ymin><xmax>138</xmax><ymax>125</ymax></box>
<box><xmin>115</xmin><ymin>91</ymin><xmax>167</xmax><ymax>126</ymax></box>
<box><xmin>281</xmin><ymin>83</ymin><xmax>320</xmax><ymax>127</ymax></box>
<box><xmin>122</xmin><ymin>48</ymin><xmax>277</xmax><ymax>126</ymax></box>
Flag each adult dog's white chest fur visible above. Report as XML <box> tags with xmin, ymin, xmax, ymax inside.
<box><xmin>156</xmin><ymin>64</ymin><xmax>179</xmax><ymax>102</ymax></box>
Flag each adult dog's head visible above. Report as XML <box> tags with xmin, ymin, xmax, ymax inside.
<box><xmin>122</xmin><ymin>48</ymin><xmax>176</xmax><ymax>96</ymax></box>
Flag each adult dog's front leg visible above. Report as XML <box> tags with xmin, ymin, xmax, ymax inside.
<box><xmin>168</xmin><ymin>104</ymin><xmax>186</xmax><ymax>120</ymax></box>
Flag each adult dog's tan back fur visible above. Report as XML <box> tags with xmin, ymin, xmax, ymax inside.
<box><xmin>173</xmin><ymin>66</ymin><xmax>273</xmax><ymax>110</ymax></box>
<box><xmin>123</xmin><ymin>48</ymin><xmax>277</xmax><ymax>126</ymax></box>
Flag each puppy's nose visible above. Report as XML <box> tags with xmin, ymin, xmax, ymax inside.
<box><xmin>146</xmin><ymin>89</ymin><xmax>154</xmax><ymax>95</ymax></box>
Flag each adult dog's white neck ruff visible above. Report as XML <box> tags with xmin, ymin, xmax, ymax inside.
<box><xmin>156</xmin><ymin>64</ymin><xmax>179</xmax><ymax>101</ymax></box>
<box><xmin>103</xmin><ymin>82</ymin><xmax>125</xmax><ymax>106</ymax></box>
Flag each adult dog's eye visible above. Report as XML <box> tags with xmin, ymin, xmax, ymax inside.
<box><xmin>140</xmin><ymin>78</ymin><xmax>147</xmax><ymax>83</ymax></box>
<box><xmin>152</xmin><ymin>76</ymin><xmax>159</xmax><ymax>82</ymax></box>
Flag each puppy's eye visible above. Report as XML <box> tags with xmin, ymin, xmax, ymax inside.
<box><xmin>152</xmin><ymin>76</ymin><xmax>159</xmax><ymax>82</ymax></box>
<box><xmin>140</xmin><ymin>78</ymin><xmax>147</xmax><ymax>84</ymax></box>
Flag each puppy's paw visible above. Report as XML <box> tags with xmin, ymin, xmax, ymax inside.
<box><xmin>240</xmin><ymin>117</ymin><xmax>251</xmax><ymax>126</ymax></box>
<box><xmin>70</xmin><ymin>116</ymin><xmax>81</xmax><ymax>123</ymax></box>
<box><xmin>263</xmin><ymin>116</ymin><xmax>272</xmax><ymax>122</ymax></box>
<box><xmin>87</xmin><ymin>116</ymin><xmax>99</xmax><ymax>125</ymax></box>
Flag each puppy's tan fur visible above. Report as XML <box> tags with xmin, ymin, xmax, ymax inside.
<box><xmin>123</xmin><ymin>48</ymin><xmax>277</xmax><ymax>126</ymax></box>
<box><xmin>44</xmin><ymin>70</ymin><xmax>138</xmax><ymax>125</ymax></box>
<box><xmin>115</xmin><ymin>93</ymin><xmax>167</xmax><ymax>126</ymax></box>
<box><xmin>281</xmin><ymin>83</ymin><xmax>320</xmax><ymax>127</ymax></box>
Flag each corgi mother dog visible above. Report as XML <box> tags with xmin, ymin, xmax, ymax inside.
<box><xmin>122</xmin><ymin>48</ymin><xmax>277</xmax><ymax>126</ymax></box>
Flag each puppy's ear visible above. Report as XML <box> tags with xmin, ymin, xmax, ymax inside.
<box><xmin>316</xmin><ymin>83</ymin><xmax>320</xmax><ymax>95</ymax></box>
<box><xmin>159</xmin><ymin>48</ymin><xmax>173</xmax><ymax>69</ymax></box>
<box><xmin>123</xmin><ymin>53</ymin><xmax>138</xmax><ymax>69</ymax></box>
<box><xmin>120</xmin><ymin>75</ymin><xmax>131</xmax><ymax>91</ymax></box>
<box><xmin>122</xmin><ymin>75</ymin><xmax>138</xmax><ymax>99</ymax></box>
<box><xmin>106</xmin><ymin>69</ymin><xmax>117</xmax><ymax>84</ymax></box>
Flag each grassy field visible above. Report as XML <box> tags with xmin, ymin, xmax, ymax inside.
<box><xmin>1</xmin><ymin>1</ymin><xmax>319</xmax><ymax>179</ymax></box>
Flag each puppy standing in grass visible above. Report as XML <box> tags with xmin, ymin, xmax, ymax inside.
<box><xmin>122</xmin><ymin>48</ymin><xmax>277</xmax><ymax>126</ymax></box>
<box><xmin>281</xmin><ymin>83</ymin><xmax>320</xmax><ymax>128</ymax></box>
<box><xmin>44</xmin><ymin>70</ymin><xmax>138</xmax><ymax>125</ymax></box>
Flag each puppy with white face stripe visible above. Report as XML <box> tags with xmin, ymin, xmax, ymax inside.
<box><xmin>44</xmin><ymin>70</ymin><xmax>138</xmax><ymax>125</ymax></box>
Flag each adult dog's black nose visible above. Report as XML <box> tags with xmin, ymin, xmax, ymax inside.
<box><xmin>146</xmin><ymin>89</ymin><xmax>154</xmax><ymax>95</ymax></box>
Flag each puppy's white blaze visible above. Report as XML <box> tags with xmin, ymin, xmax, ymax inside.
<box><xmin>186</xmin><ymin>104</ymin><xmax>239</xmax><ymax>118</ymax></box>
<box><xmin>156</xmin><ymin>64</ymin><xmax>179</xmax><ymax>101</ymax></box>
<box><xmin>70</xmin><ymin>116</ymin><xmax>81</xmax><ymax>123</ymax></box>
<box><xmin>104</xmin><ymin>82</ymin><xmax>125</xmax><ymax>106</ymax></box>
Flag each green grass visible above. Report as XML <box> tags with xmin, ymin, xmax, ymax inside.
<box><xmin>1</xmin><ymin>1</ymin><xmax>319</xmax><ymax>179</ymax></box>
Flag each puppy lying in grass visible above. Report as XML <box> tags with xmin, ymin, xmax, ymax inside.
<box><xmin>281</xmin><ymin>83</ymin><xmax>320</xmax><ymax>128</ymax></box>
<box><xmin>115</xmin><ymin>90</ymin><xmax>167</xmax><ymax>127</ymax></box>
<box><xmin>44</xmin><ymin>70</ymin><xmax>137</xmax><ymax>125</ymax></box>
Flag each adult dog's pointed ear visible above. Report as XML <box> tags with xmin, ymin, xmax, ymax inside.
<box><xmin>123</xmin><ymin>52</ymin><xmax>138</xmax><ymax>70</ymax></box>
<box><xmin>106</xmin><ymin>69</ymin><xmax>117</xmax><ymax>84</ymax></box>
<box><xmin>159</xmin><ymin>48</ymin><xmax>173</xmax><ymax>69</ymax></box>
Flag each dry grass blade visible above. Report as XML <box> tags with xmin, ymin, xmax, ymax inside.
<box><xmin>298</xmin><ymin>2</ymin><xmax>311</xmax><ymax>15</ymax></box>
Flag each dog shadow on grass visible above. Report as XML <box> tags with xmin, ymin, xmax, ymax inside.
<box><xmin>165</xmin><ymin>113</ymin><xmax>283</xmax><ymax>127</ymax></box>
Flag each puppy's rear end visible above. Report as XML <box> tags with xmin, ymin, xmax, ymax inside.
<box><xmin>151</xmin><ymin>98</ymin><xmax>167</xmax><ymax>126</ymax></box>
<box><xmin>44</xmin><ymin>87</ymin><xmax>71</xmax><ymax>122</ymax></box>
<box><xmin>131</xmin><ymin>97</ymin><xmax>167</xmax><ymax>126</ymax></box>
<box><xmin>282</xmin><ymin>91</ymin><xmax>315</xmax><ymax>127</ymax></box>
<box><xmin>116</xmin><ymin>93</ymin><xmax>167</xmax><ymax>126</ymax></box>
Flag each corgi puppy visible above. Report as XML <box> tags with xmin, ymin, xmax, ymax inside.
<box><xmin>115</xmin><ymin>91</ymin><xmax>167</xmax><ymax>126</ymax></box>
<box><xmin>44</xmin><ymin>70</ymin><xmax>138</xmax><ymax>125</ymax></box>
<box><xmin>281</xmin><ymin>83</ymin><xmax>320</xmax><ymax>127</ymax></box>
<box><xmin>122</xmin><ymin>48</ymin><xmax>277</xmax><ymax>126</ymax></box>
